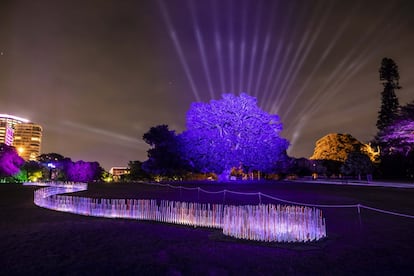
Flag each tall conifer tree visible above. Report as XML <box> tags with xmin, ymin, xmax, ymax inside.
<box><xmin>376</xmin><ymin>57</ymin><xmax>401</xmax><ymax>131</ymax></box>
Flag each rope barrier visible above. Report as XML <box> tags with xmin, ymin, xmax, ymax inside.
<box><xmin>359</xmin><ymin>204</ymin><xmax>414</xmax><ymax>219</ymax></box>
<box><xmin>139</xmin><ymin>181</ymin><xmax>414</xmax><ymax>219</ymax></box>
<box><xmin>260</xmin><ymin>193</ymin><xmax>359</xmax><ymax>208</ymax></box>
<box><xmin>225</xmin><ymin>190</ymin><xmax>260</xmax><ymax>196</ymax></box>
<box><xmin>198</xmin><ymin>188</ymin><xmax>225</xmax><ymax>194</ymax></box>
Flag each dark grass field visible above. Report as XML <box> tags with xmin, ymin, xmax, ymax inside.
<box><xmin>0</xmin><ymin>181</ymin><xmax>413</xmax><ymax>275</ymax></box>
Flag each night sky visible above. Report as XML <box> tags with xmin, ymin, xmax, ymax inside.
<box><xmin>1</xmin><ymin>0</ymin><xmax>413</xmax><ymax>170</ymax></box>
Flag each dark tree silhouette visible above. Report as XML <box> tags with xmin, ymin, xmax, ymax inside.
<box><xmin>21</xmin><ymin>161</ymin><xmax>44</xmax><ymax>181</ymax></box>
<box><xmin>376</xmin><ymin>57</ymin><xmax>401</xmax><ymax>132</ymax></box>
<box><xmin>38</xmin><ymin>153</ymin><xmax>66</xmax><ymax>163</ymax></box>
<box><xmin>38</xmin><ymin>153</ymin><xmax>72</xmax><ymax>180</ymax></box>
<box><xmin>142</xmin><ymin>125</ymin><xmax>189</xmax><ymax>178</ymax></box>
<box><xmin>126</xmin><ymin>160</ymin><xmax>150</xmax><ymax>181</ymax></box>
<box><xmin>340</xmin><ymin>152</ymin><xmax>373</xmax><ymax>180</ymax></box>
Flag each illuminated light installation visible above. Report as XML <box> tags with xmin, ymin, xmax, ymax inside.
<box><xmin>26</xmin><ymin>182</ymin><xmax>327</xmax><ymax>243</ymax></box>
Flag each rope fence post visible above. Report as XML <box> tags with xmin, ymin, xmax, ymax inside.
<box><xmin>357</xmin><ymin>204</ymin><xmax>362</xmax><ymax>230</ymax></box>
<box><xmin>223</xmin><ymin>190</ymin><xmax>227</xmax><ymax>204</ymax></box>
<box><xmin>197</xmin><ymin>187</ymin><xmax>200</xmax><ymax>201</ymax></box>
<box><xmin>258</xmin><ymin>192</ymin><xmax>262</xmax><ymax>205</ymax></box>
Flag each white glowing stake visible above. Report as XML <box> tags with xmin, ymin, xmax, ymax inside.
<box><xmin>26</xmin><ymin>182</ymin><xmax>326</xmax><ymax>243</ymax></box>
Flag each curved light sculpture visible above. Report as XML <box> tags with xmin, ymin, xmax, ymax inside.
<box><xmin>26</xmin><ymin>182</ymin><xmax>326</xmax><ymax>243</ymax></box>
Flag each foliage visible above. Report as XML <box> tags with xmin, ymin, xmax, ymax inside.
<box><xmin>12</xmin><ymin>170</ymin><xmax>28</xmax><ymax>183</ymax></box>
<box><xmin>378</xmin><ymin>101</ymin><xmax>414</xmax><ymax>156</ymax></box>
<box><xmin>38</xmin><ymin>152</ymin><xmax>104</xmax><ymax>182</ymax></box>
<box><xmin>21</xmin><ymin>161</ymin><xmax>44</xmax><ymax>182</ymax></box>
<box><xmin>0</xmin><ymin>143</ymin><xmax>24</xmax><ymax>178</ymax></box>
<box><xmin>360</xmin><ymin>143</ymin><xmax>381</xmax><ymax>163</ymax></box>
<box><xmin>38</xmin><ymin>153</ymin><xmax>66</xmax><ymax>163</ymax></box>
<box><xmin>376</xmin><ymin>102</ymin><xmax>414</xmax><ymax>178</ymax></box>
<box><xmin>142</xmin><ymin>125</ymin><xmax>190</xmax><ymax>178</ymax></box>
<box><xmin>379</xmin><ymin>57</ymin><xmax>400</xmax><ymax>87</ymax></box>
<box><xmin>400</xmin><ymin>101</ymin><xmax>414</xmax><ymax>118</ymax></box>
<box><xmin>319</xmin><ymin>160</ymin><xmax>343</xmax><ymax>176</ymax></box>
<box><xmin>376</xmin><ymin>102</ymin><xmax>414</xmax><ymax>179</ymax></box>
<box><xmin>286</xmin><ymin>158</ymin><xmax>329</xmax><ymax>177</ymax></box>
<box><xmin>180</xmin><ymin>93</ymin><xmax>289</xmax><ymax>180</ymax></box>
<box><xmin>65</xmin><ymin>160</ymin><xmax>103</xmax><ymax>182</ymax></box>
<box><xmin>340</xmin><ymin>152</ymin><xmax>373</xmax><ymax>179</ymax></box>
<box><xmin>286</xmin><ymin>158</ymin><xmax>312</xmax><ymax>176</ymax></box>
<box><xmin>379</xmin><ymin>152</ymin><xmax>414</xmax><ymax>180</ymax></box>
<box><xmin>376</xmin><ymin>57</ymin><xmax>400</xmax><ymax>131</ymax></box>
<box><xmin>310</xmin><ymin>133</ymin><xmax>363</xmax><ymax>162</ymax></box>
<box><xmin>126</xmin><ymin>160</ymin><xmax>150</xmax><ymax>181</ymax></box>
<box><xmin>380</xmin><ymin>119</ymin><xmax>414</xmax><ymax>156</ymax></box>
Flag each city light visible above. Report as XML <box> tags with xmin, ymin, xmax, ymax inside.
<box><xmin>0</xmin><ymin>114</ymin><xmax>30</xmax><ymax>123</ymax></box>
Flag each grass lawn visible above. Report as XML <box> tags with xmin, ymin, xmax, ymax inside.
<box><xmin>0</xmin><ymin>181</ymin><xmax>413</xmax><ymax>275</ymax></box>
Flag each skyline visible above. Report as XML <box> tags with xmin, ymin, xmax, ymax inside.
<box><xmin>1</xmin><ymin>0</ymin><xmax>413</xmax><ymax>170</ymax></box>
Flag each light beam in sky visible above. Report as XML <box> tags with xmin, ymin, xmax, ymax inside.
<box><xmin>237</xmin><ymin>0</ymin><xmax>248</xmax><ymax>94</ymax></box>
<box><xmin>212</xmin><ymin>0</ymin><xmax>226</xmax><ymax>95</ymax></box>
<box><xmin>160</xmin><ymin>0</ymin><xmax>405</xmax><ymax>156</ymax></box>
<box><xmin>245</xmin><ymin>1</ymin><xmax>262</xmax><ymax>96</ymax></box>
<box><xmin>157</xmin><ymin>0</ymin><xmax>201</xmax><ymax>102</ymax></box>
<box><xmin>188</xmin><ymin>0</ymin><xmax>215</xmax><ymax>100</ymax></box>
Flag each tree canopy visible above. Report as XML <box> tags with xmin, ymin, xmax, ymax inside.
<box><xmin>380</xmin><ymin>101</ymin><xmax>414</xmax><ymax>156</ymax></box>
<box><xmin>0</xmin><ymin>144</ymin><xmax>24</xmax><ymax>178</ymax></box>
<box><xmin>126</xmin><ymin>160</ymin><xmax>150</xmax><ymax>181</ymax></box>
<box><xmin>65</xmin><ymin>160</ymin><xmax>103</xmax><ymax>182</ymax></box>
<box><xmin>310</xmin><ymin>133</ymin><xmax>364</xmax><ymax>162</ymax></box>
<box><xmin>180</xmin><ymin>93</ymin><xmax>289</xmax><ymax>180</ymax></box>
<box><xmin>340</xmin><ymin>151</ymin><xmax>373</xmax><ymax>179</ymax></box>
<box><xmin>377</xmin><ymin>57</ymin><xmax>401</xmax><ymax>132</ymax></box>
<box><xmin>142</xmin><ymin>125</ymin><xmax>189</xmax><ymax>177</ymax></box>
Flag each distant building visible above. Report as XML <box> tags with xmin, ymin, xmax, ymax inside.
<box><xmin>0</xmin><ymin>114</ymin><xmax>29</xmax><ymax>127</ymax></box>
<box><xmin>13</xmin><ymin>123</ymin><xmax>43</xmax><ymax>161</ymax></box>
<box><xmin>0</xmin><ymin>114</ymin><xmax>30</xmax><ymax>146</ymax></box>
<box><xmin>0</xmin><ymin>121</ymin><xmax>14</xmax><ymax>145</ymax></box>
<box><xmin>110</xmin><ymin>167</ymin><xmax>130</xmax><ymax>181</ymax></box>
<box><xmin>0</xmin><ymin>114</ymin><xmax>42</xmax><ymax>161</ymax></box>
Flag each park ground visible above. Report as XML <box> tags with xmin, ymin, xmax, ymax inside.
<box><xmin>0</xmin><ymin>180</ymin><xmax>413</xmax><ymax>275</ymax></box>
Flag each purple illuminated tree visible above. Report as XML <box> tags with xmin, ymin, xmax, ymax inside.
<box><xmin>0</xmin><ymin>143</ymin><xmax>24</xmax><ymax>178</ymax></box>
<box><xmin>377</xmin><ymin>101</ymin><xmax>414</xmax><ymax>178</ymax></box>
<box><xmin>381</xmin><ymin>120</ymin><xmax>414</xmax><ymax>156</ymax></box>
<box><xmin>181</xmin><ymin>93</ymin><xmax>289</xmax><ymax>180</ymax></box>
<box><xmin>65</xmin><ymin>160</ymin><xmax>103</xmax><ymax>182</ymax></box>
<box><xmin>380</xmin><ymin>102</ymin><xmax>414</xmax><ymax>156</ymax></box>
